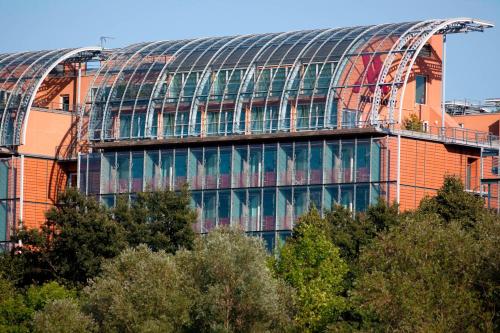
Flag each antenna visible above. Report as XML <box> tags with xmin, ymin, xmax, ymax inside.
<box><xmin>99</xmin><ymin>36</ymin><xmax>115</xmax><ymax>49</ymax></box>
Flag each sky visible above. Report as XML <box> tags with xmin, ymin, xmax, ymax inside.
<box><xmin>0</xmin><ymin>0</ymin><xmax>498</xmax><ymax>101</ymax></box>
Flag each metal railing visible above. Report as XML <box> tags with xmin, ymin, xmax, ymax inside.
<box><xmin>390</xmin><ymin>125</ymin><xmax>500</xmax><ymax>148</ymax></box>
<box><xmin>32</xmin><ymin>101</ymin><xmax>81</xmax><ymax>113</ymax></box>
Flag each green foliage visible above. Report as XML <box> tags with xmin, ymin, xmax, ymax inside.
<box><xmin>0</xmin><ymin>278</ymin><xmax>76</xmax><ymax>333</ymax></box>
<box><xmin>353</xmin><ymin>214</ymin><xmax>500</xmax><ymax>332</ymax></box>
<box><xmin>85</xmin><ymin>229</ymin><xmax>291</xmax><ymax>333</ymax></box>
<box><xmin>274</xmin><ymin>208</ymin><xmax>348</xmax><ymax>332</ymax></box>
<box><xmin>84</xmin><ymin>245</ymin><xmax>192</xmax><ymax>333</ymax></box>
<box><xmin>324</xmin><ymin>205</ymin><xmax>374</xmax><ymax>263</ymax></box>
<box><xmin>0</xmin><ymin>277</ymin><xmax>31</xmax><ymax>333</ymax></box>
<box><xmin>178</xmin><ymin>228</ymin><xmax>293</xmax><ymax>333</ymax></box>
<box><xmin>113</xmin><ymin>185</ymin><xmax>197</xmax><ymax>253</ymax></box>
<box><xmin>4</xmin><ymin>186</ymin><xmax>197</xmax><ymax>288</ymax></box>
<box><xmin>419</xmin><ymin>175</ymin><xmax>486</xmax><ymax>227</ymax></box>
<box><xmin>11</xmin><ymin>188</ymin><xmax>127</xmax><ymax>287</ymax></box>
<box><xmin>403</xmin><ymin>113</ymin><xmax>424</xmax><ymax>131</ymax></box>
<box><xmin>25</xmin><ymin>281</ymin><xmax>76</xmax><ymax>312</ymax></box>
<box><xmin>33</xmin><ymin>299</ymin><xmax>96</xmax><ymax>333</ymax></box>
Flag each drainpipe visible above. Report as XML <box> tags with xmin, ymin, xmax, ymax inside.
<box><xmin>396</xmin><ymin>134</ymin><xmax>401</xmax><ymax>207</ymax></box>
<box><xmin>18</xmin><ymin>155</ymin><xmax>24</xmax><ymax>246</ymax></box>
<box><xmin>441</xmin><ymin>35</ymin><xmax>447</xmax><ymax>128</ymax></box>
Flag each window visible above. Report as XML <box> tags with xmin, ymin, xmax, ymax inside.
<box><xmin>61</xmin><ymin>94</ymin><xmax>70</xmax><ymax>111</ymax></box>
<box><xmin>415</xmin><ymin>75</ymin><xmax>426</xmax><ymax>104</ymax></box>
<box><xmin>418</xmin><ymin>44</ymin><xmax>432</xmax><ymax>58</ymax></box>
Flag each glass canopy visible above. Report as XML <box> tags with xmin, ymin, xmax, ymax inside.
<box><xmin>0</xmin><ymin>47</ymin><xmax>101</xmax><ymax>147</ymax></box>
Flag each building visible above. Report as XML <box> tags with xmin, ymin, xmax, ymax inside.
<box><xmin>0</xmin><ymin>18</ymin><xmax>499</xmax><ymax>249</ymax></box>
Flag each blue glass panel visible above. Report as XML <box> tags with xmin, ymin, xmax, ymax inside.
<box><xmin>218</xmin><ymin>190</ymin><xmax>231</xmax><ymax>227</ymax></box>
<box><xmin>145</xmin><ymin>150</ymin><xmax>160</xmax><ymax>191</ymax></box>
<box><xmin>296</xmin><ymin>104</ymin><xmax>309</xmax><ymax>130</ymax></box>
<box><xmin>0</xmin><ymin>160</ymin><xmax>8</xmax><ymax>199</ymax></box>
<box><xmin>356</xmin><ymin>184</ymin><xmax>370</xmax><ymax>212</ymax></box>
<box><xmin>205</xmin><ymin>149</ymin><xmax>217</xmax><ymax>189</ymax></box>
<box><xmin>263</xmin><ymin>144</ymin><xmax>277</xmax><ymax>186</ymax></box>
<box><xmin>356</xmin><ymin>140</ymin><xmax>370</xmax><ymax>182</ymax></box>
<box><xmin>341</xmin><ymin>141</ymin><xmax>354</xmax><ymax>183</ymax></box>
<box><xmin>248</xmin><ymin>189</ymin><xmax>261</xmax><ymax>231</ymax></box>
<box><xmin>311</xmin><ymin>103</ymin><xmax>325</xmax><ymax>129</ymax></box>
<box><xmin>263</xmin><ymin>189</ymin><xmax>276</xmax><ymax>231</ymax></box>
<box><xmin>189</xmin><ymin>149</ymin><xmax>203</xmax><ymax>190</ymax></box>
<box><xmin>88</xmin><ymin>154</ymin><xmax>102</xmax><ymax>195</ymax></box>
<box><xmin>132</xmin><ymin>112</ymin><xmax>146</xmax><ymax>138</ymax></box>
<box><xmin>415</xmin><ymin>75</ymin><xmax>426</xmax><ymax>104</ymax></box>
<box><xmin>324</xmin><ymin>185</ymin><xmax>339</xmax><ymax>211</ymax></box>
<box><xmin>203</xmin><ymin>191</ymin><xmax>217</xmax><ymax>232</ymax></box>
<box><xmin>131</xmin><ymin>151</ymin><xmax>144</xmax><ymax>192</ymax></box>
<box><xmin>261</xmin><ymin>231</ymin><xmax>276</xmax><ymax>252</ymax></box>
<box><xmin>79</xmin><ymin>154</ymin><xmax>88</xmax><ymax>193</ymax></box>
<box><xmin>256</xmin><ymin>69</ymin><xmax>270</xmax><ymax>97</ymax></box>
<box><xmin>160</xmin><ymin>150</ymin><xmax>173</xmax><ymax>190</ymax></box>
<box><xmin>271</xmin><ymin>67</ymin><xmax>286</xmax><ymax>96</ymax></box>
<box><xmin>249</xmin><ymin>146</ymin><xmax>262</xmax><ymax>187</ymax></box>
<box><xmin>264</xmin><ymin>105</ymin><xmax>278</xmax><ymax>133</ymax></box>
<box><xmin>310</xmin><ymin>143</ymin><xmax>323</xmax><ymax>184</ymax></box>
<box><xmin>232</xmin><ymin>147</ymin><xmax>248</xmax><ymax>188</ymax></box>
<box><xmin>294</xmin><ymin>143</ymin><xmax>308</xmax><ymax>185</ymax></box>
<box><xmin>116</xmin><ymin>152</ymin><xmax>130</xmax><ymax>193</ymax></box>
<box><xmin>163</xmin><ymin>112</ymin><xmax>175</xmax><ymax>137</ymax></box>
<box><xmin>251</xmin><ymin>106</ymin><xmax>264</xmax><ymax>133</ymax></box>
<box><xmin>101</xmin><ymin>195</ymin><xmax>115</xmax><ymax>208</ymax></box>
<box><xmin>340</xmin><ymin>184</ymin><xmax>354</xmax><ymax>211</ymax></box>
<box><xmin>175</xmin><ymin>112</ymin><xmax>189</xmax><ymax>137</ymax></box>
<box><xmin>309</xmin><ymin>186</ymin><xmax>322</xmax><ymax>212</ymax></box>
<box><xmin>219</xmin><ymin>148</ymin><xmax>231</xmax><ymax>188</ymax></box>
<box><xmin>0</xmin><ymin>201</ymin><xmax>7</xmax><ymax>243</ymax></box>
<box><xmin>329</xmin><ymin>98</ymin><xmax>338</xmax><ymax>128</ymax></box>
<box><xmin>294</xmin><ymin>187</ymin><xmax>308</xmax><ymax>221</ymax></box>
<box><xmin>277</xmin><ymin>188</ymin><xmax>293</xmax><ymax>230</ymax></box>
<box><xmin>371</xmin><ymin>139</ymin><xmax>382</xmax><ymax>182</ymax></box>
<box><xmin>183</xmin><ymin>72</ymin><xmax>197</xmax><ymax>98</ymax></box>
<box><xmin>278</xmin><ymin>144</ymin><xmax>293</xmax><ymax>186</ymax></box>
<box><xmin>191</xmin><ymin>192</ymin><xmax>202</xmax><ymax>233</ymax></box>
<box><xmin>206</xmin><ymin>111</ymin><xmax>218</xmax><ymax>135</ymax></box>
<box><xmin>232</xmin><ymin>190</ymin><xmax>246</xmax><ymax>229</ymax></box>
<box><xmin>174</xmin><ymin>150</ymin><xmax>187</xmax><ymax>189</ymax></box>
<box><xmin>101</xmin><ymin>152</ymin><xmax>115</xmax><ymax>194</ymax></box>
<box><xmin>226</xmin><ymin>69</ymin><xmax>241</xmax><ymax>97</ymax></box>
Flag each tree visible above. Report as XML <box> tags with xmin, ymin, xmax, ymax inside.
<box><xmin>25</xmin><ymin>281</ymin><xmax>76</xmax><ymax>312</ymax></box>
<box><xmin>324</xmin><ymin>200</ymin><xmax>400</xmax><ymax>263</ymax></box>
<box><xmin>84</xmin><ymin>245</ymin><xmax>193</xmax><ymax>333</ymax></box>
<box><xmin>0</xmin><ymin>278</ymin><xmax>76</xmax><ymax>333</ymax></box>
<box><xmin>403</xmin><ymin>113</ymin><xmax>424</xmax><ymax>131</ymax></box>
<box><xmin>33</xmin><ymin>299</ymin><xmax>96</xmax><ymax>333</ymax></box>
<box><xmin>0</xmin><ymin>277</ymin><xmax>31</xmax><ymax>333</ymax></box>
<box><xmin>12</xmin><ymin>188</ymin><xmax>127</xmax><ymax>287</ymax></box>
<box><xmin>274</xmin><ymin>208</ymin><xmax>348</xmax><ymax>332</ymax></box>
<box><xmin>419</xmin><ymin>175</ymin><xmax>485</xmax><ymax>227</ymax></box>
<box><xmin>85</xmin><ymin>230</ymin><xmax>291</xmax><ymax>333</ymax></box>
<box><xmin>113</xmin><ymin>186</ymin><xmax>197</xmax><ymax>253</ymax></box>
<box><xmin>177</xmin><ymin>228</ymin><xmax>293</xmax><ymax>333</ymax></box>
<box><xmin>353</xmin><ymin>214</ymin><xmax>500</xmax><ymax>332</ymax></box>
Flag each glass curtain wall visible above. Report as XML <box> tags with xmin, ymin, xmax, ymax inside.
<box><xmin>80</xmin><ymin>137</ymin><xmax>389</xmax><ymax>235</ymax></box>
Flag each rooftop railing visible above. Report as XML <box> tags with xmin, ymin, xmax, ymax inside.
<box><xmin>387</xmin><ymin>124</ymin><xmax>500</xmax><ymax>149</ymax></box>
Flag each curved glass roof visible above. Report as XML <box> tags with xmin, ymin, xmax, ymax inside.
<box><xmin>80</xmin><ymin>19</ymin><xmax>496</xmax><ymax>141</ymax></box>
<box><xmin>0</xmin><ymin>47</ymin><xmax>101</xmax><ymax>147</ymax></box>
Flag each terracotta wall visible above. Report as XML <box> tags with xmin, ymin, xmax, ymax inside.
<box><xmin>391</xmin><ymin>136</ymin><xmax>481</xmax><ymax>211</ymax></box>
<box><xmin>18</xmin><ymin>157</ymin><xmax>67</xmax><ymax>229</ymax></box>
<box><xmin>34</xmin><ymin>64</ymin><xmax>94</xmax><ymax>109</ymax></box>
<box><xmin>453</xmin><ymin>113</ymin><xmax>500</xmax><ymax>135</ymax></box>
